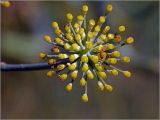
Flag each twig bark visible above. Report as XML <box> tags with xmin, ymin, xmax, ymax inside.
<box><xmin>1</xmin><ymin>60</ymin><xmax>68</xmax><ymax>72</ymax></box>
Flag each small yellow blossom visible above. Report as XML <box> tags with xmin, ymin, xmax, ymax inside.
<box><xmin>102</xmin><ymin>26</ymin><xmax>110</xmax><ymax>34</ymax></box>
<box><xmin>66</xmin><ymin>13</ymin><xmax>73</xmax><ymax>22</ymax></box>
<box><xmin>48</xmin><ymin>59</ymin><xmax>56</xmax><ymax>65</ymax></box>
<box><xmin>98</xmin><ymin>72</ymin><xmax>107</xmax><ymax>79</ymax></box>
<box><xmin>121</xmin><ymin>56</ymin><xmax>130</xmax><ymax>63</ymax></box>
<box><xmin>110</xmin><ymin>69</ymin><xmax>118</xmax><ymax>76</ymax></box>
<box><xmin>46</xmin><ymin>71</ymin><xmax>55</xmax><ymax>77</ymax></box>
<box><xmin>111</xmin><ymin>51</ymin><xmax>120</xmax><ymax>58</ymax></box>
<box><xmin>98</xmin><ymin>81</ymin><xmax>104</xmax><ymax>91</ymax></box>
<box><xmin>82</xmin><ymin>93</ymin><xmax>88</xmax><ymax>102</ymax></box>
<box><xmin>105</xmin><ymin>84</ymin><xmax>113</xmax><ymax>92</ymax></box>
<box><xmin>65</xmin><ymin>83</ymin><xmax>72</xmax><ymax>92</ymax></box>
<box><xmin>123</xmin><ymin>71</ymin><xmax>131</xmax><ymax>77</ymax></box>
<box><xmin>70</xmin><ymin>70</ymin><xmax>78</xmax><ymax>79</ymax></box>
<box><xmin>82</xmin><ymin>5</ymin><xmax>88</xmax><ymax>14</ymax></box>
<box><xmin>52</xmin><ymin>21</ymin><xmax>59</xmax><ymax>29</ymax></box>
<box><xmin>59</xmin><ymin>74</ymin><xmax>68</xmax><ymax>81</ymax></box>
<box><xmin>118</xmin><ymin>25</ymin><xmax>125</xmax><ymax>33</ymax></box>
<box><xmin>82</xmin><ymin>63</ymin><xmax>89</xmax><ymax>72</ymax></box>
<box><xmin>57</xmin><ymin>64</ymin><xmax>65</xmax><ymax>71</ymax></box>
<box><xmin>125</xmin><ymin>37</ymin><xmax>134</xmax><ymax>44</ymax></box>
<box><xmin>106</xmin><ymin>58</ymin><xmax>117</xmax><ymax>64</ymax></box>
<box><xmin>81</xmin><ymin>55</ymin><xmax>88</xmax><ymax>63</ymax></box>
<box><xmin>87</xmin><ymin>70</ymin><xmax>94</xmax><ymax>80</ymax></box>
<box><xmin>68</xmin><ymin>63</ymin><xmax>76</xmax><ymax>71</ymax></box>
<box><xmin>39</xmin><ymin>52</ymin><xmax>46</xmax><ymax>59</ymax></box>
<box><xmin>106</xmin><ymin>4</ymin><xmax>113</xmax><ymax>13</ymax></box>
<box><xmin>80</xmin><ymin>78</ymin><xmax>86</xmax><ymax>87</ymax></box>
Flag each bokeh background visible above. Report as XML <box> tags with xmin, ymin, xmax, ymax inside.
<box><xmin>1</xmin><ymin>1</ymin><xmax>159</xmax><ymax>119</ymax></box>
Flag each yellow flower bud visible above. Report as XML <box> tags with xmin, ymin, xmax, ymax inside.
<box><xmin>94</xmin><ymin>25</ymin><xmax>100</xmax><ymax>33</ymax></box>
<box><xmin>48</xmin><ymin>59</ymin><xmax>56</xmax><ymax>65</ymax></box>
<box><xmin>125</xmin><ymin>37</ymin><xmax>134</xmax><ymax>44</ymax></box>
<box><xmin>81</xmin><ymin>93</ymin><xmax>88</xmax><ymax>103</ymax></box>
<box><xmin>90</xmin><ymin>55</ymin><xmax>99</xmax><ymax>64</ymax></box>
<box><xmin>1</xmin><ymin>0</ymin><xmax>10</xmax><ymax>8</ymax></box>
<box><xmin>55</xmin><ymin>29</ymin><xmax>62</xmax><ymax>37</ymax></box>
<box><xmin>80</xmin><ymin>78</ymin><xmax>86</xmax><ymax>87</ymax></box>
<box><xmin>74</xmin><ymin>22</ymin><xmax>80</xmax><ymax>29</ymax></box>
<box><xmin>82</xmin><ymin>63</ymin><xmax>89</xmax><ymax>72</ymax></box>
<box><xmin>111</xmin><ymin>51</ymin><xmax>120</xmax><ymax>58</ymax></box>
<box><xmin>69</xmin><ymin>54</ymin><xmax>78</xmax><ymax>62</ymax></box>
<box><xmin>88</xmin><ymin>19</ymin><xmax>95</xmax><ymax>30</ymax></box>
<box><xmin>106</xmin><ymin>44</ymin><xmax>115</xmax><ymax>50</ymax></box>
<box><xmin>87</xmin><ymin>31</ymin><xmax>94</xmax><ymax>39</ymax></box>
<box><xmin>98</xmin><ymin>16</ymin><xmax>105</xmax><ymax>25</ymax></box>
<box><xmin>99</xmin><ymin>52</ymin><xmax>107</xmax><ymax>59</ymax></box>
<box><xmin>100</xmin><ymin>34</ymin><xmax>107</xmax><ymax>41</ymax></box>
<box><xmin>57</xmin><ymin>64</ymin><xmax>65</xmax><ymax>71</ymax></box>
<box><xmin>98</xmin><ymin>81</ymin><xmax>104</xmax><ymax>91</ymax></box>
<box><xmin>79</xmin><ymin>28</ymin><xmax>85</xmax><ymax>39</ymax></box>
<box><xmin>110</xmin><ymin>69</ymin><xmax>118</xmax><ymax>76</ymax></box>
<box><xmin>79</xmin><ymin>28</ymin><xmax>84</xmax><ymax>34</ymax></box>
<box><xmin>87</xmin><ymin>70</ymin><xmax>94</xmax><ymax>80</ymax></box>
<box><xmin>66</xmin><ymin>13</ymin><xmax>73</xmax><ymax>22</ymax></box>
<box><xmin>98</xmin><ymin>72</ymin><xmax>107</xmax><ymax>79</ymax></box>
<box><xmin>69</xmin><ymin>54</ymin><xmax>76</xmax><ymax>62</ymax></box>
<box><xmin>97</xmin><ymin>45</ymin><xmax>104</xmax><ymax>51</ymax></box>
<box><xmin>43</xmin><ymin>35</ymin><xmax>51</xmax><ymax>43</ymax></box>
<box><xmin>65</xmin><ymin>24</ymin><xmax>71</xmax><ymax>33</ymax></box>
<box><xmin>114</xmin><ymin>35</ymin><xmax>122</xmax><ymax>43</ymax></box>
<box><xmin>75</xmin><ymin>34</ymin><xmax>81</xmax><ymax>43</ymax></box>
<box><xmin>39</xmin><ymin>52</ymin><xmax>46</xmax><ymax>59</ymax></box>
<box><xmin>102</xmin><ymin>26</ymin><xmax>110</xmax><ymax>34</ymax></box>
<box><xmin>64</xmin><ymin>43</ymin><xmax>71</xmax><ymax>50</ymax></box>
<box><xmin>58</xmin><ymin>54</ymin><xmax>68</xmax><ymax>59</ymax></box>
<box><xmin>65</xmin><ymin>83</ymin><xmax>72</xmax><ymax>92</ymax></box>
<box><xmin>52</xmin><ymin>21</ymin><xmax>59</xmax><ymax>29</ymax></box>
<box><xmin>72</xmin><ymin>43</ymin><xmax>80</xmax><ymax>51</ymax></box>
<box><xmin>85</xmin><ymin>41</ymin><xmax>93</xmax><ymax>50</ymax></box>
<box><xmin>81</xmin><ymin>55</ymin><xmax>88</xmax><ymax>63</ymax></box>
<box><xmin>106</xmin><ymin>4</ymin><xmax>113</xmax><ymax>13</ymax></box>
<box><xmin>123</xmin><ymin>71</ymin><xmax>131</xmax><ymax>78</ymax></box>
<box><xmin>54</xmin><ymin>38</ymin><xmax>64</xmax><ymax>45</ymax></box>
<box><xmin>51</xmin><ymin>47</ymin><xmax>60</xmax><ymax>53</ymax></box>
<box><xmin>106</xmin><ymin>58</ymin><xmax>117</xmax><ymax>64</ymax></box>
<box><xmin>46</xmin><ymin>71</ymin><xmax>55</xmax><ymax>77</ymax></box>
<box><xmin>118</xmin><ymin>25</ymin><xmax>125</xmax><ymax>33</ymax></box>
<box><xmin>68</xmin><ymin>63</ymin><xmax>76</xmax><ymax>71</ymax></box>
<box><xmin>70</xmin><ymin>70</ymin><xmax>78</xmax><ymax>79</ymax></box>
<box><xmin>105</xmin><ymin>84</ymin><xmax>113</xmax><ymax>92</ymax></box>
<box><xmin>66</xmin><ymin>33</ymin><xmax>74</xmax><ymax>42</ymax></box>
<box><xmin>59</xmin><ymin>74</ymin><xmax>68</xmax><ymax>81</ymax></box>
<box><xmin>121</xmin><ymin>56</ymin><xmax>130</xmax><ymax>63</ymax></box>
<box><xmin>77</xmin><ymin>15</ymin><xmax>84</xmax><ymax>22</ymax></box>
<box><xmin>107</xmin><ymin>33</ymin><xmax>115</xmax><ymax>40</ymax></box>
<box><xmin>82</xmin><ymin>5</ymin><xmax>88</xmax><ymax>14</ymax></box>
<box><xmin>95</xmin><ymin>64</ymin><xmax>103</xmax><ymax>71</ymax></box>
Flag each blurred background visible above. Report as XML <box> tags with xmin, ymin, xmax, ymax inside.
<box><xmin>1</xmin><ymin>1</ymin><xmax>159</xmax><ymax>119</ymax></box>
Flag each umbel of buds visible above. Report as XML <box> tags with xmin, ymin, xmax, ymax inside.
<box><xmin>39</xmin><ymin>4</ymin><xmax>134</xmax><ymax>103</ymax></box>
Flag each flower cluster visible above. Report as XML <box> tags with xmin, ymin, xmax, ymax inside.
<box><xmin>39</xmin><ymin>4</ymin><xmax>134</xmax><ymax>103</ymax></box>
